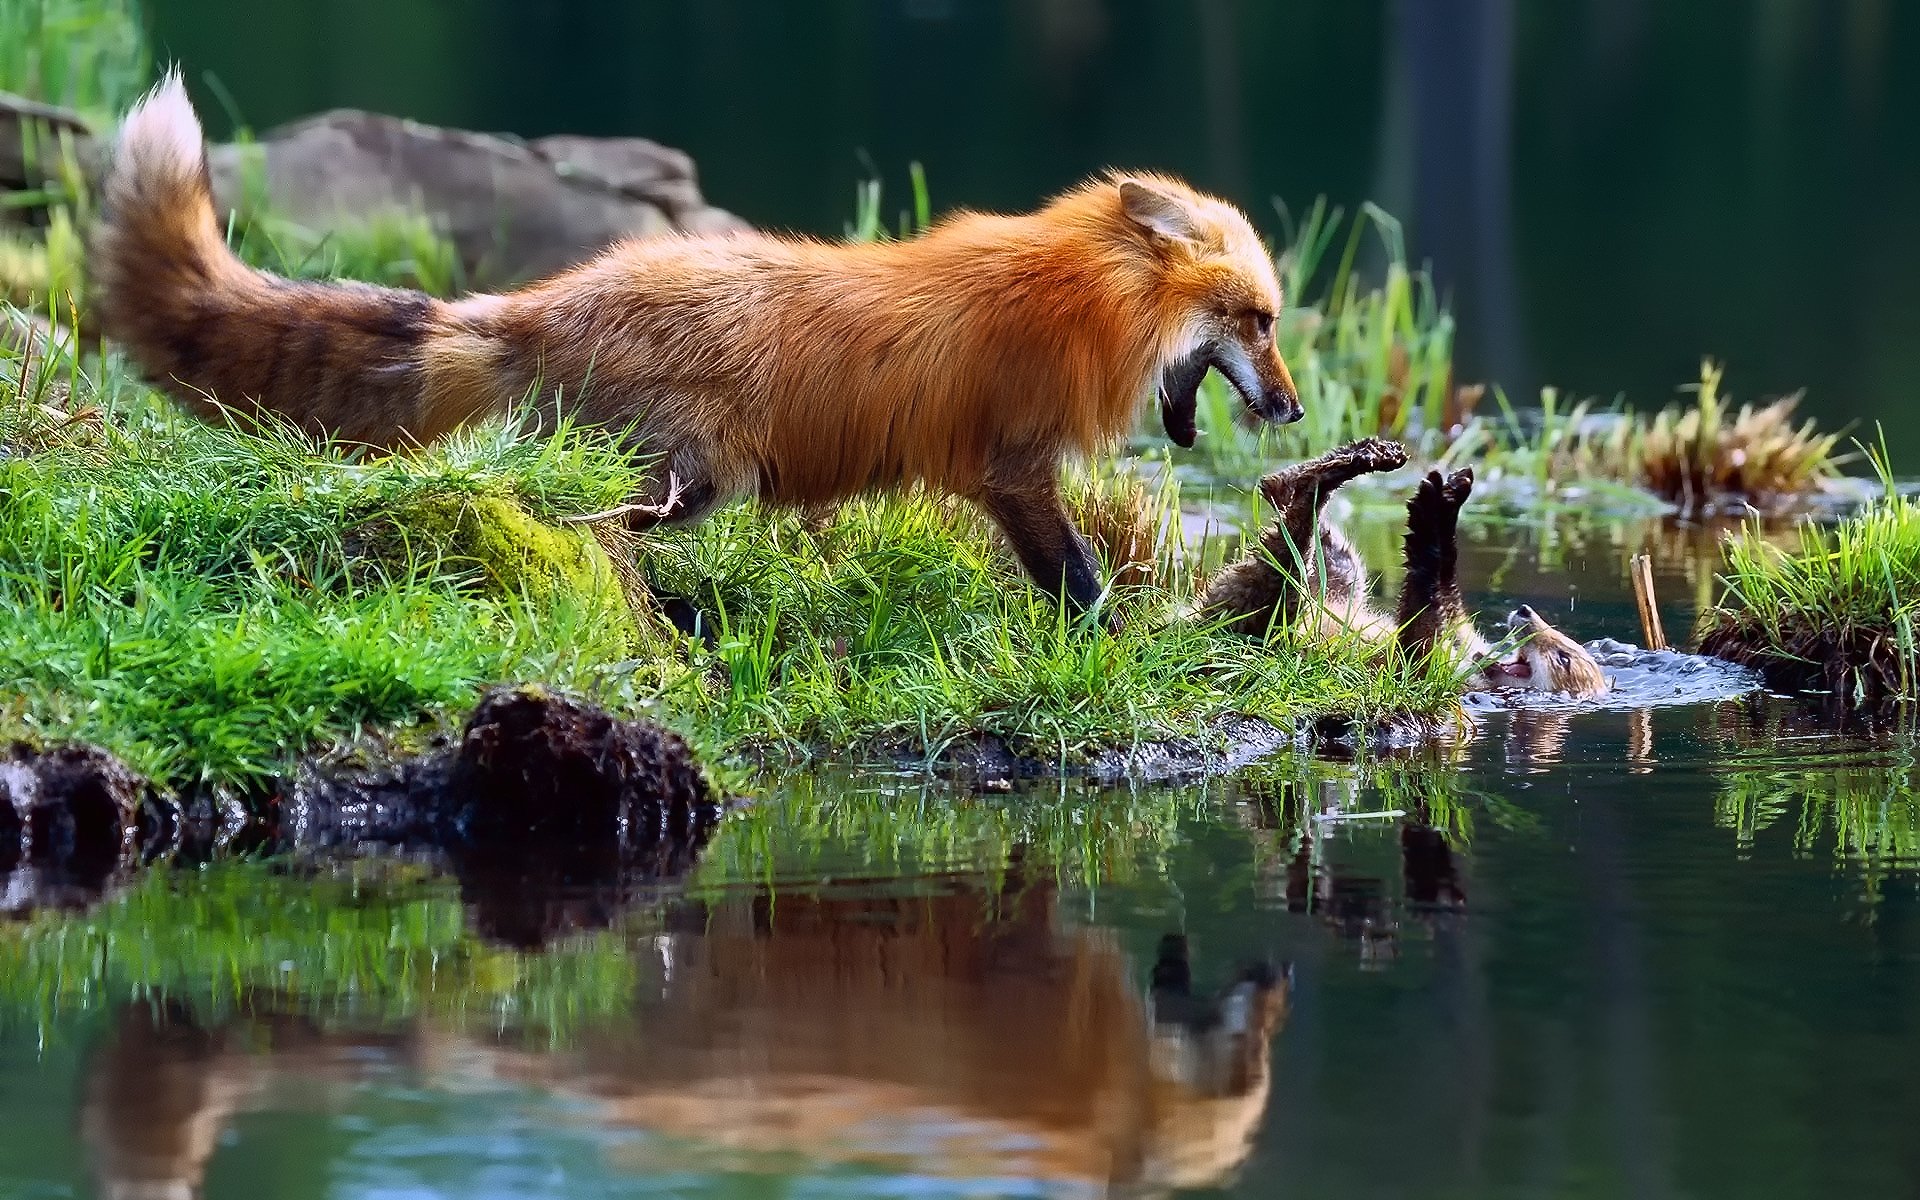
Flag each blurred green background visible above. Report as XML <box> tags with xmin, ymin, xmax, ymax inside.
<box><xmin>146</xmin><ymin>0</ymin><xmax>1920</xmax><ymax>460</ymax></box>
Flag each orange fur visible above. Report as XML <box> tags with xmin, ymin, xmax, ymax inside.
<box><xmin>92</xmin><ymin>71</ymin><xmax>1300</xmax><ymax>607</ymax></box>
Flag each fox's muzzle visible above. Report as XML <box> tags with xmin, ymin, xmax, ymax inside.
<box><xmin>1224</xmin><ymin>341</ymin><xmax>1301</xmax><ymax>426</ymax></box>
<box><xmin>1158</xmin><ymin>342</ymin><xmax>1303</xmax><ymax>447</ymax></box>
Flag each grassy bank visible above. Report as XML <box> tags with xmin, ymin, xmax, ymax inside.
<box><xmin>1697</xmin><ymin>451</ymin><xmax>1920</xmax><ymax>700</ymax></box>
<box><xmin>1</xmin><ymin>338</ymin><xmax>1469</xmax><ymax>788</ymax></box>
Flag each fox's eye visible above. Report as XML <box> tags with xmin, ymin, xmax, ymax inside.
<box><xmin>1244</xmin><ymin>310</ymin><xmax>1275</xmax><ymax>339</ymax></box>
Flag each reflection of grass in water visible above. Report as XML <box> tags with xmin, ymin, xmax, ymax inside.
<box><xmin>1718</xmin><ymin>766</ymin><xmax>1920</xmax><ymax>889</ymax></box>
<box><xmin>1711</xmin><ymin>702</ymin><xmax>1920</xmax><ymax>900</ymax></box>
<box><xmin>696</xmin><ymin>770</ymin><xmax>1206</xmax><ymax>889</ymax></box>
<box><xmin>0</xmin><ymin>859</ymin><xmax>642</xmax><ymax>1040</ymax></box>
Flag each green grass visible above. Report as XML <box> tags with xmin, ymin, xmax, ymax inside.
<box><xmin>0</xmin><ymin>0</ymin><xmax>148</xmax><ymax>121</ymax></box>
<box><xmin>647</xmin><ymin>484</ymin><xmax>1467</xmax><ymax>765</ymax></box>
<box><xmin>0</xmin><ymin>355</ymin><xmax>664</xmax><ymax>785</ymax></box>
<box><xmin>1697</xmin><ymin>443</ymin><xmax>1920</xmax><ymax>700</ymax></box>
<box><xmin>0</xmin><ymin>320</ymin><xmax>1471</xmax><ymax>790</ymax></box>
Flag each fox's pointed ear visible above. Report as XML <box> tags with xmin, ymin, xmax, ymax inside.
<box><xmin>1119</xmin><ymin>179</ymin><xmax>1202</xmax><ymax>244</ymax></box>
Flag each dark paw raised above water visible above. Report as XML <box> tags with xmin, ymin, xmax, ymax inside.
<box><xmin>1410</xmin><ymin>465</ymin><xmax>1474</xmax><ymax>515</ymax></box>
<box><xmin>1259</xmin><ymin>438</ymin><xmax>1410</xmax><ymax>508</ymax></box>
<box><xmin>1339</xmin><ymin>437</ymin><xmax>1412</xmax><ymax>475</ymax></box>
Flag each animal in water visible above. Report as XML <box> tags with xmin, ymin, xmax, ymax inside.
<box><xmin>1193</xmin><ymin>438</ymin><xmax>1610</xmax><ymax>698</ymax></box>
<box><xmin>91</xmin><ymin>71</ymin><xmax>1301</xmax><ymax>612</ymax></box>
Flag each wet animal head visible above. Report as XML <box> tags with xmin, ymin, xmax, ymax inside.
<box><xmin>1112</xmin><ymin>175</ymin><xmax>1301</xmax><ymax>446</ymax></box>
<box><xmin>1481</xmin><ymin>605</ymin><xmax>1610</xmax><ymax>698</ymax></box>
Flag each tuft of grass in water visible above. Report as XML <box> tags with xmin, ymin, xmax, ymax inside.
<box><xmin>1625</xmin><ymin>361</ymin><xmax>1844</xmax><ymax>513</ymax></box>
<box><xmin>1471</xmin><ymin>361</ymin><xmax>1845</xmax><ymax>516</ymax></box>
<box><xmin>1697</xmin><ymin>437</ymin><xmax>1920</xmax><ymax>700</ymax></box>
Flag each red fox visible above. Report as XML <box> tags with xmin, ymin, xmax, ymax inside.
<box><xmin>1195</xmin><ymin>439</ymin><xmax>1610</xmax><ymax>698</ymax></box>
<box><xmin>91</xmin><ymin>71</ymin><xmax>1300</xmax><ymax>611</ymax></box>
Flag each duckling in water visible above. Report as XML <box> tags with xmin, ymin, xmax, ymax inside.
<box><xmin>1194</xmin><ymin>439</ymin><xmax>1609</xmax><ymax>699</ymax></box>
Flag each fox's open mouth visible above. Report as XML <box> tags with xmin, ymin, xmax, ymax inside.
<box><xmin>1158</xmin><ymin>348</ymin><xmax>1211</xmax><ymax>449</ymax></box>
<box><xmin>1158</xmin><ymin>345</ymin><xmax>1300</xmax><ymax>447</ymax></box>
<box><xmin>1487</xmin><ymin>656</ymin><xmax>1533</xmax><ymax>681</ymax></box>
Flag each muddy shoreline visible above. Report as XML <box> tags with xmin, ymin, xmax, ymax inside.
<box><xmin>1</xmin><ymin>639</ymin><xmax>1765</xmax><ymax>916</ymax></box>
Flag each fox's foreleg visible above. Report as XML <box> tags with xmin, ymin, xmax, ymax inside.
<box><xmin>976</xmin><ymin>457</ymin><xmax>1104</xmax><ymax>616</ymax></box>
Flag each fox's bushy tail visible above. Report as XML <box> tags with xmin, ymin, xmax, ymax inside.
<box><xmin>91</xmin><ymin>69</ymin><xmax>504</xmax><ymax>448</ymax></box>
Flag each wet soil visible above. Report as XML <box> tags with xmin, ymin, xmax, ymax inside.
<box><xmin>1</xmin><ymin>687</ymin><xmax>722</xmax><ymax>924</ymax></box>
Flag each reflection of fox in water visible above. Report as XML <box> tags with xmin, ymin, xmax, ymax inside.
<box><xmin>82</xmin><ymin>876</ymin><xmax>1288</xmax><ymax>1196</ymax></box>
<box><xmin>92</xmin><ymin>73</ymin><xmax>1301</xmax><ymax>611</ymax></box>
<box><xmin>1196</xmin><ymin>439</ymin><xmax>1608</xmax><ymax>697</ymax></box>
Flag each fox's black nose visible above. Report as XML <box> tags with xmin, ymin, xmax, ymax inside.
<box><xmin>1515</xmin><ymin>604</ymin><xmax>1536</xmax><ymax>620</ymax></box>
<box><xmin>1269</xmin><ymin>386</ymin><xmax>1304</xmax><ymax>425</ymax></box>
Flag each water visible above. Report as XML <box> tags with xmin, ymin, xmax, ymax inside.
<box><xmin>2</xmin><ymin>525</ymin><xmax>1917</xmax><ymax>1198</ymax></box>
<box><xmin>146</xmin><ymin>0</ymin><xmax>1920</xmax><ymax>463</ymax></box>
<box><xmin>3</xmin><ymin>705</ymin><xmax>1917</xmax><ymax>1198</ymax></box>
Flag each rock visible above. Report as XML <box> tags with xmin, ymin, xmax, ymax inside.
<box><xmin>205</xmin><ymin>110</ymin><xmax>750</xmax><ymax>284</ymax></box>
<box><xmin>1</xmin><ymin>91</ymin><xmax>747</xmax><ymax>287</ymax></box>
<box><xmin>0</xmin><ymin>742</ymin><xmax>144</xmax><ymax>910</ymax></box>
<box><xmin>449</xmin><ymin>686</ymin><xmax>716</xmax><ymax>854</ymax></box>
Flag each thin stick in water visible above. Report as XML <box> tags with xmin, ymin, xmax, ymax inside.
<box><xmin>1630</xmin><ymin>553</ymin><xmax>1668</xmax><ymax>650</ymax></box>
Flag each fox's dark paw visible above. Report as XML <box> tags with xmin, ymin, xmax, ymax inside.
<box><xmin>1442</xmin><ymin>466</ymin><xmax>1474</xmax><ymax>508</ymax></box>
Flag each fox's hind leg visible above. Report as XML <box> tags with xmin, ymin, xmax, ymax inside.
<box><xmin>557</xmin><ymin>442</ymin><xmax>725</xmax><ymax>532</ymax></box>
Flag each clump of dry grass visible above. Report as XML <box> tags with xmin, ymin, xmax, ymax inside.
<box><xmin>1632</xmin><ymin>361</ymin><xmax>1843</xmax><ymax>514</ymax></box>
<box><xmin>2</xmin><ymin>301</ymin><xmax>100</xmax><ymax>456</ymax></box>
<box><xmin>1508</xmin><ymin>361</ymin><xmax>1845</xmax><ymax>516</ymax></box>
<box><xmin>1064</xmin><ymin>463</ymin><xmax>1186</xmax><ymax>591</ymax></box>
